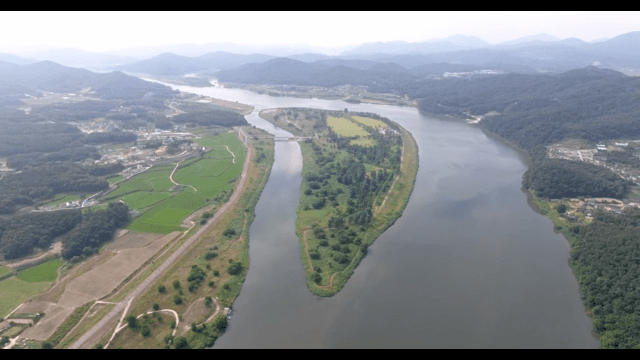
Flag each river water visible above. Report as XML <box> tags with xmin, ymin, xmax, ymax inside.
<box><xmin>145</xmin><ymin>79</ymin><xmax>599</xmax><ymax>348</ymax></box>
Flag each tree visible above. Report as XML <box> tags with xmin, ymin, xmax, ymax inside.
<box><xmin>153</xmin><ymin>303</ymin><xmax>160</xmax><ymax>311</ymax></box>
<box><xmin>557</xmin><ymin>203</ymin><xmax>567</xmax><ymax>214</ymax></box>
<box><xmin>173</xmin><ymin>280</ymin><xmax>181</xmax><ymax>289</ymax></box>
<box><xmin>127</xmin><ymin>315</ymin><xmax>137</xmax><ymax>328</ymax></box>
<box><xmin>205</xmin><ymin>296</ymin><xmax>213</xmax><ymax>306</ymax></box>
<box><xmin>227</xmin><ymin>262</ymin><xmax>242</xmax><ymax>275</ymax></box>
<box><xmin>173</xmin><ymin>295</ymin><xmax>182</xmax><ymax>305</ymax></box>
<box><xmin>158</xmin><ymin>285</ymin><xmax>166</xmax><ymax>293</ymax></box>
<box><xmin>41</xmin><ymin>341</ymin><xmax>53</xmax><ymax>349</ymax></box>
<box><xmin>174</xmin><ymin>336</ymin><xmax>189</xmax><ymax>349</ymax></box>
<box><xmin>141</xmin><ymin>325</ymin><xmax>150</xmax><ymax>337</ymax></box>
<box><xmin>215</xmin><ymin>315</ymin><xmax>228</xmax><ymax>331</ymax></box>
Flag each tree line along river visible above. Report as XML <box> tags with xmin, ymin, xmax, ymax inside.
<box><xmin>144</xmin><ymin>78</ymin><xmax>600</xmax><ymax>348</ymax></box>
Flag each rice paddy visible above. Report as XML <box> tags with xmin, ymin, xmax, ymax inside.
<box><xmin>100</xmin><ymin>132</ymin><xmax>245</xmax><ymax>234</ymax></box>
<box><xmin>16</xmin><ymin>259</ymin><xmax>63</xmax><ymax>283</ymax></box>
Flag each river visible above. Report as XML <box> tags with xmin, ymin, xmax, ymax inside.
<box><xmin>144</xmin><ymin>79</ymin><xmax>599</xmax><ymax>348</ymax></box>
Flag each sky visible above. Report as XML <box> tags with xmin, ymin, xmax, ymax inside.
<box><xmin>1</xmin><ymin>11</ymin><xmax>640</xmax><ymax>54</ymax></box>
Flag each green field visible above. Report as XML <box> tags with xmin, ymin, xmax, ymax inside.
<box><xmin>0</xmin><ymin>277</ymin><xmax>52</xmax><ymax>318</ymax></box>
<box><xmin>100</xmin><ymin>132</ymin><xmax>246</xmax><ymax>234</ymax></box>
<box><xmin>0</xmin><ymin>265</ymin><xmax>12</xmax><ymax>278</ymax></box>
<box><xmin>350</xmin><ymin>115</ymin><xmax>387</xmax><ymax>128</ymax></box>
<box><xmin>327</xmin><ymin>116</ymin><xmax>370</xmax><ymax>137</ymax></box>
<box><xmin>16</xmin><ymin>259</ymin><xmax>63</xmax><ymax>283</ymax></box>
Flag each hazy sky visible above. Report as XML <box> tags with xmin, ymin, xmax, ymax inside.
<box><xmin>1</xmin><ymin>11</ymin><xmax>639</xmax><ymax>53</ymax></box>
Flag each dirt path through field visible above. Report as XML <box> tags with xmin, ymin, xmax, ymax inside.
<box><xmin>302</xmin><ymin>228</ymin><xmax>336</xmax><ymax>289</ymax></box>
<box><xmin>225</xmin><ymin>145</ymin><xmax>236</xmax><ymax>164</ymax></box>
<box><xmin>170</xmin><ymin>160</ymin><xmax>198</xmax><ymax>192</ymax></box>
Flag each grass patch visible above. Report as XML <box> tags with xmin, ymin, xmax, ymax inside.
<box><xmin>349</xmin><ymin>115</ymin><xmax>387</xmax><ymax>128</ymax></box>
<box><xmin>0</xmin><ymin>277</ymin><xmax>52</xmax><ymax>318</ymax></box>
<box><xmin>327</xmin><ymin>116</ymin><xmax>369</xmax><ymax>137</ymax></box>
<box><xmin>0</xmin><ymin>265</ymin><xmax>12</xmax><ymax>278</ymax></box>
<box><xmin>16</xmin><ymin>259</ymin><xmax>63</xmax><ymax>283</ymax></box>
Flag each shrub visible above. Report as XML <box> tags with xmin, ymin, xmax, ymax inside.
<box><xmin>227</xmin><ymin>262</ymin><xmax>242</xmax><ymax>275</ymax></box>
<box><xmin>127</xmin><ymin>315</ymin><xmax>137</xmax><ymax>328</ymax></box>
<box><xmin>153</xmin><ymin>303</ymin><xmax>160</xmax><ymax>311</ymax></box>
<box><xmin>205</xmin><ymin>296</ymin><xmax>213</xmax><ymax>306</ymax></box>
<box><xmin>213</xmin><ymin>270</ymin><xmax>220</xmax><ymax>276</ymax></box>
<box><xmin>173</xmin><ymin>280</ymin><xmax>181</xmax><ymax>289</ymax></box>
<box><xmin>223</xmin><ymin>228</ymin><xmax>236</xmax><ymax>237</ymax></box>
<box><xmin>141</xmin><ymin>325</ymin><xmax>150</xmax><ymax>337</ymax></box>
<box><xmin>174</xmin><ymin>336</ymin><xmax>189</xmax><ymax>349</ymax></box>
<box><xmin>158</xmin><ymin>285</ymin><xmax>166</xmax><ymax>293</ymax></box>
<box><xmin>311</xmin><ymin>272</ymin><xmax>322</xmax><ymax>284</ymax></box>
<box><xmin>208</xmin><ymin>281</ymin><xmax>215</xmax><ymax>287</ymax></box>
<box><xmin>173</xmin><ymin>295</ymin><xmax>182</xmax><ymax>305</ymax></box>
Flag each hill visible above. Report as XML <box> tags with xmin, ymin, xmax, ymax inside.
<box><xmin>119</xmin><ymin>51</ymin><xmax>275</xmax><ymax>75</ymax></box>
<box><xmin>0</xmin><ymin>60</ymin><xmax>175</xmax><ymax>100</ymax></box>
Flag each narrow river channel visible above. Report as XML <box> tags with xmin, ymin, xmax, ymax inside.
<box><xmin>144</xmin><ymin>79</ymin><xmax>600</xmax><ymax>348</ymax></box>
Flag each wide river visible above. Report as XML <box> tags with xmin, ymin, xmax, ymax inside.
<box><xmin>147</xmin><ymin>79</ymin><xmax>599</xmax><ymax>348</ymax></box>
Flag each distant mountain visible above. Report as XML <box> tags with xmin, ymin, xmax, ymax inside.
<box><xmin>0</xmin><ymin>60</ymin><xmax>175</xmax><ymax>100</ymax></box>
<box><xmin>589</xmin><ymin>31</ymin><xmax>640</xmax><ymax>56</ymax></box>
<box><xmin>0</xmin><ymin>53</ymin><xmax>36</xmax><ymax>65</ymax></box>
<box><xmin>286</xmin><ymin>53</ymin><xmax>335</xmax><ymax>63</ymax></box>
<box><xmin>498</xmin><ymin>33</ymin><xmax>561</xmax><ymax>46</ymax></box>
<box><xmin>119</xmin><ymin>51</ymin><xmax>276</xmax><ymax>75</ymax></box>
<box><xmin>436</xmin><ymin>34</ymin><xmax>491</xmax><ymax>48</ymax></box>
<box><xmin>216</xmin><ymin>57</ymin><xmax>415</xmax><ymax>91</ymax></box>
<box><xmin>21</xmin><ymin>48</ymin><xmax>139</xmax><ymax>69</ymax></box>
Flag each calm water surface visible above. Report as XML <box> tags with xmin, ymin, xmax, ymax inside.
<box><xmin>146</xmin><ymin>79</ymin><xmax>599</xmax><ymax>348</ymax></box>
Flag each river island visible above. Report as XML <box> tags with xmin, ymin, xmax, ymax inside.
<box><xmin>260</xmin><ymin>108</ymin><xmax>418</xmax><ymax>296</ymax></box>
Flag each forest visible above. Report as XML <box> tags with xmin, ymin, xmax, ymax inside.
<box><xmin>0</xmin><ymin>202</ymin><xmax>130</xmax><ymax>260</ymax></box>
<box><xmin>0</xmin><ymin>163</ymin><xmax>110</xmax><ymax>215</ymax></box>
<box><xmin>570</xmin><ymin>208</ymin><xmax>640</xmax><ymax>348</ymax></box>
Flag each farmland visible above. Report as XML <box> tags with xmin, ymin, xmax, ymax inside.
<box><xmin>0</xmin><ymin>277</ymin><xmax>52</xmax><ymax>318</ymax></box>
<box><xmin>327</xmin><ymin>116</ymin><xmax>370</xmax><ymax>137</ymax></box>
<box><xmin>16</xmin><ymin>259</ymin><xmax>63</xmax><ymax>283</ymax></box>
<box><xmin>350</xmin><ymin>115</ymin><xmax>387</xmax><ymax>128</ymax></box>
<box><xmin>100</xmin><ymin>131</ymin><xmax>246</xmax><ymax>234</ymax></box>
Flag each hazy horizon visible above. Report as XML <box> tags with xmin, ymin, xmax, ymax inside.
<box><xmin>1</xmin><ymin>11</ymin><xmax>639</xmax><ymax>57</ymax></box>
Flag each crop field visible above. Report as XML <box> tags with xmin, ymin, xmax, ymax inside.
<box><xmin>327</xmin><ymin>116</ymin><xmax>370</xmax><ymax>137</ymax></box>
<box><xmin>0</xmin><ymin>277</ymin><xmax>52</xmax><ymax>318</ymax></box>
<box><xmin>99</xmin><ymin>133</ymin><xmax>245</xmax><ymax>234</ymax></box>
<box><xmin>350</xmin><ymin>115</ymin><xmax>387</xmax><ymax>128</ymax></box>
<box><xmin>16</xmin><ymin>259</ymin><xmax>63</xmax><ymax>283</ymax></box>
<box><xmin>349</xmin><ymin>138</ymin><xmax>377</xmax><ymax>147</ymax></box>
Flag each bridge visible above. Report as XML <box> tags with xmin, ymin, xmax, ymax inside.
<box><xmin>253</xmin><ymin>135</ymin><xmax>313</xmax><ymax>142</ymax></box>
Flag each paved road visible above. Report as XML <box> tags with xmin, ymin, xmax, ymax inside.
<box><xmin>70</xmin><ymin>128</ymin><xmax>252</xmax><ymax>349</ymax></box>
